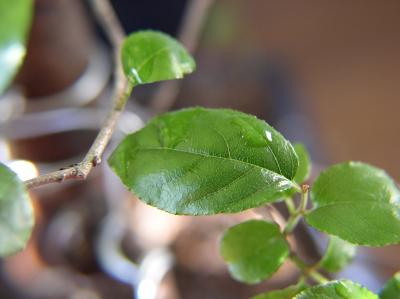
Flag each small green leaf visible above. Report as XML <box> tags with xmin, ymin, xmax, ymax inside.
<box><xmin>293</xmin><ymin>143</ymin><xmax>311</xmax><ymax>184</ymax></box>
<box><xmin>379</xmin><ymin>272</ymin><xmax>400</xmax><ymax>299</ymax></box>
<box><xmin>220</xmin><ymin>220</ymin><xmax>289</xmax><ymax>284</ymax></box>
<box><xmin>0</xmin><ymin>163</ymin><xmax>34</xmax><ymax>256</ymax></box>
<box><xmin>294</xmin><ymin>280</ymin><xmax>378</xmax><ymax>299</ymax></box>
<box><xmin>0</xmin><ymin>0</ymin><xmax>33</xmax><ymax>94</ymax></box>
<box><xmin>251</xmin><ymin>283</ymin><xmax>306</xmax><ymax>299</ymax></box>
<box><xmin>306</xmin><ymin>162</ymin><xmax>400</xmax><ymax>246</ymax></box>
<box><xmin>121</xmin><ymin>30</ymin><xmax>195</xmax><ymax>86</ymax></box>
<box><xmin>109</xmin><ymin>108</ymin><xmax>298</xmax><ymax>215</ymax></box>
<box><xmin>320</xmin><ymin>236</ymin><xmax>357</xmax><ymax>272</ymax></box>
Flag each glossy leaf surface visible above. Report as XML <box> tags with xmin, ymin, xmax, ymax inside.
<box><xmin>252</xmin><ymin>283</ymin><xmax>306</xmax><ymax>299</ymax></box>
<box><xmin>121</xmin><ymin>30</ymin><xmax>195</xmax><ymax>86</ymax></box>
<box><xmin>306</xmin><ymin>162</ymin><xmax>400</xmax><ymax>246</ymax></box>
<box><xmin>379</xmin><ymin>272</ymin><xmax>400</xmax><ymax>299</ymax></box>
<box><xmin>0</xmin><ymin>0</ymin><xmax>32</xmax><ymax>94</ymax></box>
<box><xmin>0</xmin><ymin>163</ymin><xmax>34</xmax><ymax>256</ymax></box>
<box><xmin>293</xmin><ymin>143</ymin><xmax>311</xmax><ymax>184</ymax></box>
<box><xmin>320</xmin><ymin>236</ymin><xmax>356</xmax><ymax>272</ymax></box>
<box><xmin>294</xmin><ymin>280</ymin><xmax>378</xmax><ymax>299</ymax></box>
<box><xmin>220</xmin><ymin>220</ymin><xmax>289</xmax><ymax>284</ymax></box>
<box><xmin>109</xmin><ymin>108</ymin><xmax>298</xmax><ymax>215</ymax></box>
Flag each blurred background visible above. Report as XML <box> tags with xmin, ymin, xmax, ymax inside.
<box><xmin>1</xmin><ymin>0</ymin><xmax>399</xmax><ymax>298</ymax></box>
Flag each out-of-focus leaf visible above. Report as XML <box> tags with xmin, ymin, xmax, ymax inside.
<box><xmin>251</xmin><ymin>282</ymin><xmax>306</xmax><ymax>299</ymax></box>
<box><xmin>293</xmin><ymin>143</ymin><xmax>311</xmax><ymax>184</ymax></box>
<box><xmin>306</xmin><ymin>162</ymin><xmax>400</xmax><ymax>246</ymax></box>
<box><xmin>0</xmin><ymin>162</ymin><xmax>34</xmax><ymax>256</ymax></box>
<box><xmin>379</xmin><ymin>272</ymin><xmax>400</xmax><ymax>299</ymax></box>
<box><xmin>294</xmin><ymin>280</ymin><xmax>378</xmax><ymax>299</ymax></box>
<box><xmin>320</xmin><ymin>236</ymin><xmax>357</xmax><ymax>272</ymax></box>
<box><xmin>220</xmin><ymin>220</ymin><xmax>289</xmax><ymax>284</ymax></box>
<box><xmin>0</xmin><ymin>0</ymin><xmax>33</xmax><ymax>94</ymax></box>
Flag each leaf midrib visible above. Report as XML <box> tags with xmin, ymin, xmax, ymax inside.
<box><xmin>136</xmin><ymin>46</ymin><xmax>170</xmax><ymax>73</ymax></box>
<box><xmin>136</xmin><ymin>146</ymin><xmax>292</xmax><ymax>181</ymax></box>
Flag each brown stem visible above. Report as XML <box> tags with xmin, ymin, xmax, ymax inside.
<box><xmin>25</xmin><ymin>0</ymin><xmax>131</xmax><ymax>189</ymax></box>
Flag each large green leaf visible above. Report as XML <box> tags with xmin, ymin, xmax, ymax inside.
<box><xmin>121</xmin><ymin>30</ymin><xmax>195</xmax><ymax>86</ymax></box>
<box><xmin>220</xmin><ymin>220</ymin><xmax>289</xmax><ymax>284</ymax></box>
<box><xmin>0</xmin><ymin>0</ymin><xmax>33</xmax><ymax>94</ymax></box>
<box><xmin>0</xmin><ymin>163</ymin><xmax>34</xmax><ymax>256</ymax></box>
<box><xmin>294</xmin><ymin>280</ymin><xmax>378</xmax><ymax>299</ymax></box>
<box><xmin>109</xmin><ymin>108</ymin><xmax>298</xmax><ymax>215</ymax></box>
<box><xmin>320</xmin><ymin>236</ymin><xmax>357</xmax><ymax>272</ymax></box>
<box><xmin>306</xmin><ymin>162</ymin><xmax>400</xmax><ymax>246</ymax></box>
<box><xmin>293</xmin><ymin>143</ymin><xmax>311</xmax><ymax>184</ymax></box>
<box><xmin>379</xmin><ymin>272</ymin><xmax>400</xmax><ymax>299</ymax></box>
<box><xmin>251</xmin><ymin>283</ymin><xmax>306</xmax><ymax>299</ymax></box>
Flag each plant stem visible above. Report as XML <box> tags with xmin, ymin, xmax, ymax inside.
<box><xmin>284</xmin><ymin>184</ymin><xmax>309</xmax><ymax>235</ymax></box>
<box><xmin>24</xmin><ymin>0</ymin><xmax>130</xmax><ymax>189</ymax></box>
<box><xmin>309</xmin><ymin>271</ymin><xmax>329</xmax><ymax>284</ymax></box>
<box><xmin>285</xmin><ymin>197</ymin><xmax>296</xmax><ymax>214</ymax></box>
<box><xmin>289</xmin><ymin>252</ymin><xmax>329</xmax><ymax>285</ymax></box>
<box><xmin>289</xmin><ymin>252</ymin><xmax>307</xmax><ymax>271</ymax></box>
<box><xmin>284</xmin><ymin>214</ymin><xmax>302</xmax><ymax>235</ymax></box>
<box><xmin>299</xmin><ymin>184</ymin><xmax>309</xmax><ymax>211</ymax></box>
<box><xmin>284</xmin><ymin>186</ymin><xmax>330</xmax><ymax>285</ymax></box>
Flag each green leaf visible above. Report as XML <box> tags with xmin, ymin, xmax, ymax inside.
<box><xmin>0</xmin><ymin>0</ymin><xmax>33</xmax><ymax>94</ymax></box>
<box><xmin>294</xmin><ymin>280</ymin><xmax>378</xmax><ymax>299</ymax></box>
<box><xmin>251</xmin><ymin>283</ymin><xmax>306</xmax><ymax>299</ymax></box>
<box><xmin>109</xmin><ymin>108</ymin><xmax>298</xmax><ymax>215</ymax></box>
<box><xmin>0</xmin><ymin>163</ymin><xmax>34</xmax><ymax>256</ymax></box>
<box><xmin>379</xmin><ymin>272</ymin><xmax>400</xmax><ymax>299</ymax></box>
<box><xmin>293</xmin><ymin>143</ymin><xmax>311</xmax><ymax>184</ymax></box>
<box><xmin>121</xmin><ymin>30</ymin><xmax>195</xmax><ymax>86</ymax></box>
<box><xmin>320</xmin><ymin>236</ymin><xmax>357</xmax><ymax>272</ymax></box>
<box><xmin>306</xmin><ymin>162</ymin><xmax>400</xmax><ymax>246</ymax></box>
<box><xmin>220</xmin><ymin>220</ymin><xmax>289</xmax><ymax>284</ymax></box>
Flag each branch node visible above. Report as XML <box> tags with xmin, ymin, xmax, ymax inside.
<box><xmin>24</xmin><ymin>0</ymin><xmax>129</xmax><ymax>190</ymax></box>
<box><xmin>302</xmin><ymin>184</ymin><xmax>310</xmax><ymax>193</ymax></box>
<box><xmin>59</xmin><ymin>173</ymin><xmax>67</xmax><ymax>183</ymax></box>
<box><xmin>92</xmin><ymin>156</ymin><xmax>102</xmax><ymax>167</ymax></box>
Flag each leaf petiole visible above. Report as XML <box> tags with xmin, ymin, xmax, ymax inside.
<box><xmin>285</xmin><ymin>198</ymin><xmax>296</xmax><ymax>214</ymax></box>
<box><xmin>284</xmin><ymin>185</ymin><xmax>309</xmax><ymax>235</ymax></box>
<box><xmin>289</xmin><ymin>252</ymin><xmax>329</xmax><ymax>285</ymax></box>
<box><xmin>309</xmin><ymin>271</ymin><xmax>329</xmax><ymax>284</ymax></box>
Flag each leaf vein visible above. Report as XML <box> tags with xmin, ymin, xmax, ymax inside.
<box><xmin>136</xmin><ymin>46</ymin><xmax>171</xmax><ymax>74</ymax></box>
<box><xmin>138</xmin><ymin>147</ymin><xmax>291</xmax><ymax>181</ymax></box>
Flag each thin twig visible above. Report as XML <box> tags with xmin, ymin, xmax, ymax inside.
<box><xmin>150</xmin><ymin>0</ymin><xmax>215</xmax><ymax>112</ymax></box>
<box><xmin>178</xmin><ymin>0</ymin><xmax>215</xmax><ymax>53</ymax></box>
<box><xmin>25</xmin><ymin>0</ymin><xmax>131</xmax><ymax>189</ymax></box>
<box><xmin>89</xmin><ymin>0</ymin><xmax>125</xmax><ymax>47</ymax></box>
<box><xmin>89</xmin><ymin>0</ymin><xmax>125</xmax><ymax>100</ymax></box>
